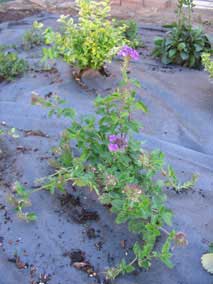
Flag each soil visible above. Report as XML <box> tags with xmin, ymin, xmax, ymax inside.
<box><xmin>0</xmin><ymin>9</ymin><xmax>40</xmax><ymax>23</ymax></box>
<box><xmin>0</xmin><ymin>12</ymin><xmax>212</xmax><ymax>284</ymax></box>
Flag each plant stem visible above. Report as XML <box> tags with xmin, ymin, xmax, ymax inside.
<box><xmin>129</xmin><ymin>257</ymin><xmax>138</xmax><ymax>266</ymax></box>
<box><xmin>159</xmin><ymin>226</ymin><xmax>170</xmax><ymax>236</ymax></box>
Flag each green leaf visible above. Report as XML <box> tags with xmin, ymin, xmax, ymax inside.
<box><xmin>161</xmin><ymin>54</ymin><xmax>171</xmax><ymax>65</ymax></box>
<box><xmin>115</xmin><ymin>210</ymin><xmax>129</xmax><ymax>224</ymax></box>
<box><xmin>26</xmin><ymin>212</ymin><xmax>37</xmax><ymax>222</ymax></box>
<box><xmin>130</xmin><ymin>79</ymin><xmax>141</xmax><ymax>88</ymax></box>
<box><xmin>168</xmin><ymin>49</ymin><xmax>177</xmax><ymax>58</ymax></box>
<box><xmin>194</xmin><ymin>44</ymin><xmax>203</xmax><ymax>52</ymax></box>
<box><xmin>180</xmin><ymin>51</ymin><xmax>189</xmax><ymax>60</ymax></box>
<box><xmin>178</xmin><ymin>42</ymin><xmax>186</xmax><ymax>51</ymax></box>
<box><xmin>154</xmin><ymin>37</ymin><xmax>163</xmax><ymax>46</ymax></box>
<box><xmin>209</xmin><ymin>243</ymin><xmax>213</xmax><ymax>253</ymax></box>
<box><xmin>162</xmin><ymin>210</ymin><xmax>173</xmax><ymax>226</ymax></box>
<box><xmin>160</xmin><ymin>256</ymin><xmax>174</xmax><ymax>269</ymax></box>
<box><xmin>135</xmin><ymin>101</ymin><xmax>148</xmax><ymax>113</ymax></box>
<box><xmin>14</xmin><ymin>182</ymin><xmax>29</xmax><ymax>199</ymax></box>
<box><xmin>189</xmin><ymin>55</ymin><xmax>196</xmax><ymax>67</ymax></box>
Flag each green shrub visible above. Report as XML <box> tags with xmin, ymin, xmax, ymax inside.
<box><xmin>23</xmin><ymin>21</ymin><xmax>45</xmax><ymax>50</ymax></box>
<box><xmin>0</xmin><ymin>50</ymin><xmax>28</xmax><ymax>81</ymax></box>
<box><xmin>202</xmin><ymin>52</ymin><xmax>213</xmax><ymax>78</ymax></box>
<box><xmin>11</xmin><ymin>46</ymin><xmax>196</xmax><ymax>278</ymax></box>
<box><xmin>153</xmin><ymin>0</ymin><xmax>212</xmax><ymax>68</ymax></box>
<box><xmin>43</xmin><ymin>0</ymin><xmax>124</xmax><ymax>76</ymax></box>
<box><xmin>115</xmin><ymin>19</ymin><xmax>143</xmax><ymax>49</ymax></box>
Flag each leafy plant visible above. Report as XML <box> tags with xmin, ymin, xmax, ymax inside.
<box><xmin>114</xmin><ymin>19</ymin><xmax>143</xmax><ymax>49</ymax></box>
<box><xmin>0</xmin><ymin>50</ymin><xmax>28</xmax><ymax>81</ymax></box>
<box><xmin>202</xmin><ymin>53</ymin><xmax>213</xmax><ymax>78</ymax></box>
<box><xmin>0</xmin><ymin>126</ymin><xmax>18</xmax><ymax>138</ymax></box>
<box><xmin>43</xmin><ymin>0</ymin><xmax>124</xmax><ymax>78</ymax></box>
<box><xmin>9</xmin><ymin>46</ymin><xmax>195</xmax><ymax>279</ymax></box>
<box><xmin>23</xmin><ymin>21</ymin><xmax>45</xmax><ymax>50</ymax></box>
<box><xmin>153</xmin><ymin>0</ymin><xmax>212</xmax><ymax>68</ymax></box>
<box><xmin>8</xmin><ymin>182</ymin><xmax>37</xmax><ymax>222</ymax></box>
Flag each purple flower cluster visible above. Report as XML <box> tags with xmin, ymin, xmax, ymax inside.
<box><xmin>118</xmin><ymin>45</ymin><xmax>139</xmax><ymax>61</ymax></box>
<box><xmin>108</xmin><ymin>134</ymin><xmax>128</xmax><ymax>152</ymax></box>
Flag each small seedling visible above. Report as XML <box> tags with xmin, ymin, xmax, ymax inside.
<box><xmin>8</xmin><ymin>182</ymin><xmax>36</xmax><ymax>222</ymax></box>
<box><xmin>164</xmin><ymin>165</ymin><xmax>198</xmax><ymax>192</ymax></box>
<box><xmin>23</xmin><ymin>21</ymin><xmax>45</xmax><ymax>50</ymax></box>
<box><xmin>0</xmin><ymin>50</ymin><xmax>28</xmax><ymax>81</ymax></box>
<box><xmin>115</xmin><ymin>19</ymin><xmax>143</xmax><ymax>49</ymax></box>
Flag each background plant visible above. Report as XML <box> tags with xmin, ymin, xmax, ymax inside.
<box><xmin>202</xmin><ymin>52</ymin><xmax>213</xmax><ymax>78</ymax></box>
<box><xmin>153</xmin><ymin>0</ymin><xmax>212</xmax><ymax>68</ymax></box>
<box><xmin>23</xmin><ymin>21</ymin><xmax>45</xmax><ymax>50</ymax></box>
<box><xmin>43</xmin><ymin>0</ymin><xmax>124</xmax><ymax>78</ymax></box>
<box><xmin>114</xmin><ymin>19</ymin><xmax>143</xmax><ymax>49</ymax></box>
<box><xmin>0</xmin><ymin>48</ymin><xmax>28</xmax><ymax>81</ymax></box>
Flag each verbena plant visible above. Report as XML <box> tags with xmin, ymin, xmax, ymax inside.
<box><xmin>202</xmin><ymin>53</ymin><xmax>213</xmax><ymax>78</ymax></box>
<box><xmin>23</xmin><ymin>21</ymin><xmax>45</xmax><ymax>50</ymax></box>
<box><xmin>0</xmin><ymin>47</ymin><xmax>28</xmax><ymax>81</ymax></box>
<box><xmin>43</xmin><ymin>0</ymin><xmax>124</xmax><ymax>79</ymax></box>
<box><xmin>153</xmin><ymin>0</ymin><xmax>212</xmax><ymax>68</ymax></box>
<box><xmin>10</xmin><ymin>46</ymin><xmax>196</xmax><ymax>278</ymax></box>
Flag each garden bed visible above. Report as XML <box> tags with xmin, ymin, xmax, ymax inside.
<box><xmin>0</xmin><ymin>12</ymin><xmax>213</xmax><ymax>284</ymax></box>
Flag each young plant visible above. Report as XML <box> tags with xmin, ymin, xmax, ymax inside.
<box><xmin>0</xmin><ymin>49</ymin><xmax>28</xmax><ymax>81</ymax></box>
<box><xmin>115</xmin><ymin>19</ymin><xmax>143</xmax><ymax>49</ymax></box>
<box><xmin>43</xmin><ymin>0</ymin><xmax>124</xmax><ymax>79</ymax></box>
<box><xmin>153</xmin><ymin>0</ymin><xmax>212</xmax><ymax>68</ymax></box>
<box><xmin>202</xmin><ymin>53</ymin><xmax>213</xmax><ymax>78</ymax></box>
<box><xmin>8</xmin><ymin>182</ymin><xmax>37</xmax><ymax>222</ymax></box>
<box><xmin>19</xmin><ymin>45</ymin><xmax>196</xmax><ymax>280</ymax></box>
<box><xmin>6</xmin><ymin>45</ymin><xmax>195</xmax><ymax>277</ymax></box>
<box><xmin>23</xmin><ymin>21</ymin><xmax>45</xmax><ymax>50</ymax></box>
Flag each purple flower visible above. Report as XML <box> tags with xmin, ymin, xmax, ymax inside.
<box><xmin>108</xmin><ymin>143</ymin><xmax>119</xmax><ymax>152</ymax></box>
<box><xmin>109</xmin><ymin>135</ymin><xmax>117</xmax><ymax>143</ymax></box>
<box><xmin>118</xmin><ymin>45</ymin><xmax>139</xmax><ymax>61</ymax></box>
<box><xmin>108</xmin><ymin>134</ymin><xmax>128</xmax><ymax>152</ymax></box>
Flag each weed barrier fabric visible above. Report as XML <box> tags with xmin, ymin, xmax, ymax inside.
<box><xmin>0</xmin><ymin>13</ymin><xmax>213</xmax><ymax>284</ymax></box>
